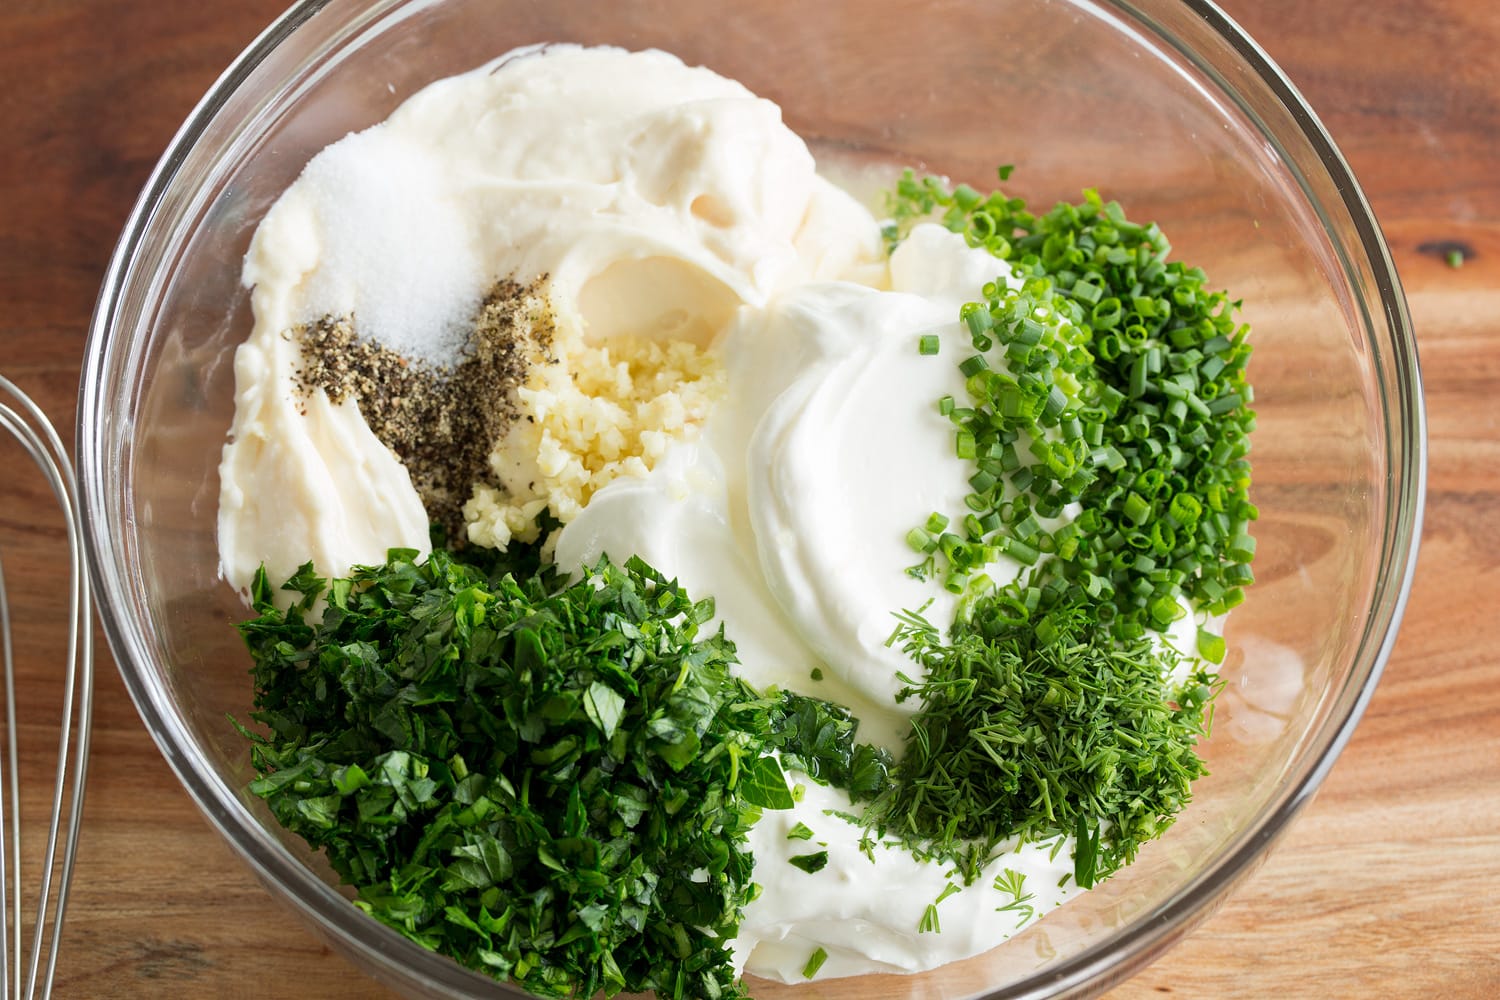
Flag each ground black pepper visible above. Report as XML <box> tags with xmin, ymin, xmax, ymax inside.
<box><xmin>292</xmin><ymin>277</ymin><xmax>555</xmax><ymax>539</ymax></box>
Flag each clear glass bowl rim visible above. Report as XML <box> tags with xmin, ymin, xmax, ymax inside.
<box><xmin>76</xmin><ymin>1</ymin><xmax>1427</xmax><ymax>997</ymax></box>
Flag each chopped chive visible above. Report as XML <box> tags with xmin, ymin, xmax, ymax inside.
<box><xmin>1000</xmin><ymin>538</ymin><xmax>1041</xmax><ymax>565</ymax></box>
<box><xmin>1227</xmin><ymin>532</ymin><xmax>1256</xmax><ymax>563</ymax></box>
<box><xmin>1196</xmin><ymin>629</ymin><xmax>1226</xmax><ymax>664</ymax></box>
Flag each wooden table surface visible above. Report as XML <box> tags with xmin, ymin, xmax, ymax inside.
<box><xmin>2</xmin><ymin>1</ymin><xmax>1496</xmax><ymax>997</ymax></box>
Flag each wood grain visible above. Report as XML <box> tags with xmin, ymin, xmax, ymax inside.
<box><xmin>0</xmin><ymin>1</ymin><xmax>1496</xmax><ymax>997</ymax></box>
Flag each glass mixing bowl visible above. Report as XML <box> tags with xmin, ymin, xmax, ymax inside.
<box><xmin>77</xmin><ymin>0</ymin><xmax>1424</xmax><ymax>997</ymax></box>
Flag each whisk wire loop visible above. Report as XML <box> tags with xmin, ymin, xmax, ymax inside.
<box><xmin>0</xmin><ymin>375</ymin><xmax>95</xmax><ymax>1000</ymax></box>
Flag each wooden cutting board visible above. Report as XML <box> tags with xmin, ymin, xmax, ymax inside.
<box><xmin>0</xmin><ymin>0</ymin><xmax>1494</xmax><ymax>996</ymax></box>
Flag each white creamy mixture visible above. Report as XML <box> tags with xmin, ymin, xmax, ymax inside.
<box><xmin>218</xmin><ymin>43</ymin><xmax>1197</xmax><ymax>985</ymax></box>
<box><xmin>219</xmin><ymin>44</ymin><xmax>879</xmax><ymax>597</ymax></box>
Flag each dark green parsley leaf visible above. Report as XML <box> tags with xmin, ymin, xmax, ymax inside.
<box><xmin>739</xmin><ymin>755</ymin><xmax>795</xmax><ymax>810</ymax></box>
<box><xmin>788</xmin><ymin>851</ymin><xmax>829</xmax><ymax>875</ymax></box>
<box><xmin>583</xmin><ymin>680</ymin><xmax>626</xmax><ymax>741</ymax></box>
<box><xmin>766</xmin><ymin>691</ymin><xmax>892</xmax><ymax>802</ymax></box>
<box><xmin>237</xmin><ymin>548</ymin><xmax>793</xmax><ymax>1000</ymax></box>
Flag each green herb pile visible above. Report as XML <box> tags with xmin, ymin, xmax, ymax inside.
<box><xmin>879</xmin><ymin>593</ymin><xmax>1217</xmax><ymax>887</ymax></box>
<box><xmin>765</xmin><ymin>690</ymin><xmax>891</xmax><ymax>802</ymax></box>
<box><xmin>889</xmin><ymin>168</ymin><xmax>1256</xmax><ymax>653</ymax></box>
<box><xmin>871</xmin><ymin>168</ymin><xmax>1253</xmax><ymax>885</ymax></box>
<box><xmin>239</xmin><ymin>549</ymin><xmax>803</xmax><ymax>999</ymax></box>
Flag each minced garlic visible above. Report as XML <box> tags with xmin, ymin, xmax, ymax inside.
<box><xmin>463</xmin><ymin>323</ymin><xmax>725</xmax><ymax>550</ymax></box>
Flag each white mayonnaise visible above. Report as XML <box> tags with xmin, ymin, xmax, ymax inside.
<box><xmin>218</xmin><ymin>44</ymin><xmax>882</xmax><ymax>598</ymax></box>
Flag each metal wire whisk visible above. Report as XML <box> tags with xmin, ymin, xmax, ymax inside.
<box><xmin>0</xmin><ymin>375</ymin><xmax>94</xmax><ymax>1000</ymax></box>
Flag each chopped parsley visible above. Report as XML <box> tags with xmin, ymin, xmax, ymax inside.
<box><xmin>238</xmin><ymin>549</ymin><xmax>792</xmax><ymax>999</ymax></box>
<box><xmin>787</xmin><ymin>851</ymin><xmax>830</xmax><ymax>874</ymax></box>
<box><xmin>238</xmin><ymin>547</ymin><xmax>897</xmax><ymax>998</ymax></box>
<box><xmin>764</xmin><ymin>690</ymin><xmax>892</xmax><ymax>801</ymax></box>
